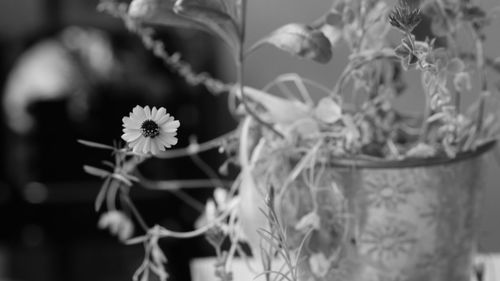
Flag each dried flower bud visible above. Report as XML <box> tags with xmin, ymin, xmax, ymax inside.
<box><xmin>205</xmin><ymin>225</ymin><xmax>226</xmax><ymax>248</ymax></box>
<box><xmin>388</xmin><ymin>0</ymin><xmax>422</xmax><ymax>33</ymax></box>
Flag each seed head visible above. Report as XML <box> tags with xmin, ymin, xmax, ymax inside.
<box><xmin>388</xmin><ymin>0</ymin><xmax>422</xmax><ymax>33</ymax></box>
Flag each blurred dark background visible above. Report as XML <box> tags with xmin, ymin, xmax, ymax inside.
<box><xmin>0</xmin><ymin>0</ymin><xmax>235</xmax><ymax>280</ymax></box>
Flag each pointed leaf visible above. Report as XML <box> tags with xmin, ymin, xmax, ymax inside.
<box><xmin>311</xmin><ymin>6</ymin><xmax>344</xmax><ymax>48</ymax></box>
<box><xmin>394</xmin><ymin>44</ymin><xmax>411</xmax><ymax>59</ymax></box>
<box><xmin>262</xmin><ymin>23</ymin><xmax>332</xmax><ymax>64</ymax></box>
<box><xmin>95</xmin><ymin>177</ymin><xmax>110</xmax><ymax>211</ymax></box>
<box><xmin>84</xmin><ymin>165</ymin><xmax>111</xmax><ymax>178</ymax></box>
<box><xmin>295</xmin><ymin>211</ymin><xmax>320</xmax><ymax>231</ymax></box>
<box><xmin>111</xmin><ymin>173</ymin><xmax>133</xmax><ymax>186</ymax></box>
<box><xmin>78</xmin><ymin>139</ymin><xmax>115</xmax><ymax>150</ymax></box>
<box><xmin>237</xmin><ymin>86</ymin><xmax>310</xmax><ymax>125</ymax></box>
<box><xmin>128</xmin><ymin>0</ymin><xmax>207</xmax><ymax>31</ymax></box>
<box><xmin>173</xmin><ymin>0</ymin><xmax>246</xmax><ymax>53</ymax></box>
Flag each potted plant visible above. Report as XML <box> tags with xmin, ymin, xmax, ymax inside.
<box><xmin>81</xmin><ymin>0</ymin><xmax>500</xmax><ymax>280</ymax></box>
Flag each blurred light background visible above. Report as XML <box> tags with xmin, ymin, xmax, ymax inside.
<box><xmin>0</xmin><ymin>0</ymin><xmax>499</xmax><ymax>281</ymax></box>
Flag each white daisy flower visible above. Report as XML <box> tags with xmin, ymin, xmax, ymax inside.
<box><xmin>121</xmin><ymin>105</ymin><xmax>180</xmax><ymax>155</ymax></box>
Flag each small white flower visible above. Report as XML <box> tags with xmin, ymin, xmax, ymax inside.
<box><xmin>121</xmin><ymin>105</ymin><xmax>180</xmax><ymax>155</ymax></box>
<box><xmin>98</xmin><ymin>210</ymin><xmax>134</xmax><ymax>241</ymax></box>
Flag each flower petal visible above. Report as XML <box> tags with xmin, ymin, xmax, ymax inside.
<box><xmin>128</xmin><ymin>136</ymin><xmax>142</xmax><ymax>147</ymax></box>
<box><xmin>158</xmin><ymin>142</ymin><xmax>166</xmax><ymax>151</ymax></box>
<box><xmin>142</xmin><ymin>137</ymin><xmax>150</xmax><ymax>154</ymax></box>
<box><xmin>161</xmin><ymin>120</ymin><xmax>180</xmax><ymax>133</ymax></box>
<box><xmin>132</xmin><ymin>137</ymin><xmax>146</xmax><ymax>154</ymax></box>
<box><xmin>144</xmin><ymin>106</ymin><xmax>151</xmax><ymax>119</ymax></box>
<box><xmin>132</xmin><ymin>105</ymin><xmax>146</xmax><ymax>121</ymax></box>
<box><xmin>155</xmin><ymin>107</ymin><xmax>167</xmax><ymax>121</ymax></box>
<box><xmin>122</xmin><ymin>116</ymin><xmax>141</xmax><ymax>129</ymax></box>
<box><xmin>157</xmin><ymin>114</ymin><xmax>172</xmax><ymax>125</ymax></box>
<box><xmin>159</xmin><ymin>133</ymin><xmax>178</xmax><ymax>148</ymax></box>
<box><xmin>150</xmin><ymin>139</ymin><xmax>159</xmax><ymax>155</ymax></box>
<box><xmin>151</xmin><ymin>107</ymin><xmax>158</xmax><ymax>121</ymax></box>
<box><xmin>122</xmin><ymin>130</ymin><xmax>142</xmax><ymax>142</ymax></box>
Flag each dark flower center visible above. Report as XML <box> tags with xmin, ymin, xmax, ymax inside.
<box><xmin>141</xmin><ymin>119</ymin><xmax>160</xmax><ymax>138</ymax></box>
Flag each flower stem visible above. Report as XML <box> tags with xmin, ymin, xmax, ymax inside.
<box><xmin>236</xmin><ymin>58</ymin><xmax>284</xmax><ymax>139</ymax></box>
<box><xmin>122</xmin><ymin>194</ymin><xmax>149</xmax><ymax>232</ymax></box>
<box><xmin>471</xmin><ymin>23</ymin><xmax>487</xmax><ymax>146</ymax></box>
<box><xmin>155</xmin><ymin>130</ymin><xmax>236</xmax><ymax>159</ymax></box>
<box><xmin>419</xmin><ymin>70</ymin><xmax>432</xmax><ymax>143</ymax></box>
<box><xmin>155</xmin><ymin>206</ymin><xmax>235</xmax><ymax>239</ymax></box>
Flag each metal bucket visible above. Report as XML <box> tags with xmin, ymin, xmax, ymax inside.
<box><xmin>244</xmin><ymin>142</ymin><xmax>496</xmax><ymax>281</ymax></box>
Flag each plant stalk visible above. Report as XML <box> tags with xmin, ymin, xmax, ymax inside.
<box><xmin>236</xmin><ymin>53</ymin><xmax>284</xmax><ymax>139</ymax></box>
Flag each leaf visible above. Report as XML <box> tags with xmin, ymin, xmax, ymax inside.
<box><xmin>406</xmin><ymin>143</ymin><xmax>437</xmax><ymax>158</ymax></box>
<box><xmin>295</xmin><ymin>211</ymin><xmax>320</xmax><ymax>232</ymax></box>
<box><xmin>95</xmin><ymin>177</ymin><xmax>111</xmax><ymax>211</ymax></box>
<box><xmin>173</xmin><ymin>0</ymin><xmax>246</xmax><ymax>54</ymax></box>
<box><xmin>310</xmin><ymin>5</ymin><xmax>344</xmax><ymax>48</ymax></box>
<box><xmin>289</xmin><ymin>117</ymin><xmax>320</xmax><ymax>139</ymax></box>
<box><xmin>447</xmin><ymin>57</ymin><xmax>465</xmax><ymax>74</ymax></box>
<box><xmin>453</xmin><ymin>72</ymin><xmax>472</xmax><ymax>93</ymax></box>
<box><xmin>111</xmin><ymin>173</ymin><xmax>133</xmax><ymax>186</ymax></box>
<box><xmin>318</xmin><ymin>25</ymin><xmax>342</xmax><ymax>50</ymax></box>
<box><xmin>83</xmin><ymin>165</ymin><xmax>111</xmax><ymax>178</ymax></box>
<box><xmin>78</xmin><ymin>139</ymin><xmax>115</xmax><ymax>150</ymax></box>
<box><xmin>238</xmin><ymin>166</ymin><xmax>268</xmax><ymax>258</ymax></box>
<box><xmin>361</xmin><ymin>2</ymin><xmax>391</xmax><ymax>51</ymax></box>
<box><xmin>394</xmin><ymin>44</ymin><xmax>411</xmax><ymax>59</ymax></box>
<box><xmin>314</xmin><ymin>97</ymin><xmax>342</xmax><ymax>124</ymax></box>
<box><xmin>151</xmin><ymin>246</ymin><xmax>168</xmax><ymax>264</ymax></box>
<box><xmin>237</xmin><ymin>86</ymin><xmax>310</xmax><ymax>125</ymax></box>
<box><xmin>128</xmin><ymin>0</ymin><xmax>207</xmax><ymax>31</ymax></box>
<box><xmin>259</xmin><ymin>23</ymin><xmax>333</xmax><ymax>64</ymax></box>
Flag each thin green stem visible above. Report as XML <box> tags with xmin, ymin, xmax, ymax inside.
<box><xmin>140</xmin><ymin>178</ymin><xmax>233</xmax><ymax>191</ymax></box>
<box><xmin>156</xmin><ymin>130</ymin><xmax>235</xmax><ymax>159</ymax></box>
<box><xmin>171</xmin><ymin>189</ymin><xmax>206</xmax><ymax>213</ymax></box>
<box><xmin>155</xmin><ymin>207</ymin><xmax>234</xmax><ymax>239</ymax></box>
<box><xmin>122</xmin><ymin>194</ymin><xmax>149</xmax><ymax>233</ymax></box>
<box><xmin>189</xmin><ymin>151</ymin><xmax>225</xmax><ymax>189</ymax></box>
<box><xmin>419</xmin><ymin>70</ymin><xmax>432</xmax><ymax>143</ymax></box>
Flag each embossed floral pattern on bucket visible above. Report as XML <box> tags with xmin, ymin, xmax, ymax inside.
<box><xmin>259</xmin><ymin>142</ymin><xmax>494</xmax><ymax>281</ymax></box>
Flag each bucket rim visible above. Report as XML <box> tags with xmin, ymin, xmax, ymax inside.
<box><xmin>329</xmin><ymin>140</ymin><xmax>497</xmax><ymax>169</ymax></box>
